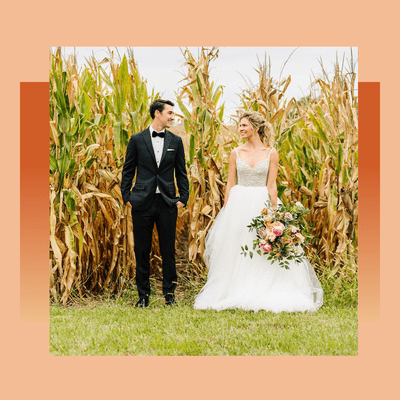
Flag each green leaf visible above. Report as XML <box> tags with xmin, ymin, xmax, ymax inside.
<box><xmin>189</xmin><ymin>134</ymin><xmax>195</xmax><ymax>164</ymax></box>
<box><xmin>94</xmin><ymin>113</ymin><xmax>103</xmax><ymax>126</ymax></box>
<box><xmin>196</xmin><ymin>74</ymin><xmax>203</xmax><ymax>96</ymax></box>
<box><xmin>218</xmin><ymin>103</ymin><xmax>225</xmax><ymax>121</ymax></box>
<box><xmin>85</xmin><ymin>158</ymin><xmax>95</xmax><ymax>169</ymax></box>
<box><xmin>114</xmin><ymin>122</ymin><xmax>121</xmax><ymax>154</ymax></box>
<box><xmin>176</xmin><ymin>96</ymin><xmax>192</xmax><ymax>121</ymax></box>
<box><xmin>64</xmin><ymin>189</ymin><xmax>77</xmax><ymax>224</ymax></box>
<box><xmin>80</xmin><ymin>90</ymin><xmax>93</xmax><ymax>122</ymax></box>
<box><xmin>76</xmin><ymin>222</ymin><xmax>84</xmax><ymax>256</ymax></box>
<box><xmin>336</xmin><ymin>142</ymin><xmax>343</xmax><ymax>175</ymax></box>
<box><xmin>204</xmin><ymin>111</ymin><xmax>211</xmax><ymax>136</ymax></box>
<box><xmin>212</xmin><ymin>85</ymin><xmax>224</xmax><ymax>106</ymax></box>
<box><xmin>197</xmin><ymin>147</ymin><xmax>204</xmax><ymax>167</ymax></box>
<box><xmin>68</xmin><ymin>158</ymin><xmax>76</xmax><ymax>177</ymax></box>
<box><xmin>50</xmin><ymin>153</ymin><xmax>57</xmax><ymax>173</ymax></box>
<box><xmin>309</xmin><ymin>112</ymin><xmax>328</xmax><ymax>142</ymax></box>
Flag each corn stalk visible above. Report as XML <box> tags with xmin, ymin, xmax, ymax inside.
<box><xmin>176</xmin><ymin>47</ymin><xmax>233</xmax><ymax>271</ymax></box>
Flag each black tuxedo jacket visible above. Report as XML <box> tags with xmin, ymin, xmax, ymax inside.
<box><xmin>121</xmin><ymin>128</ymin><xmax>189</xmax><ymax>211</ymax></box>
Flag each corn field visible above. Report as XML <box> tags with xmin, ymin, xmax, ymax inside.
<box><xmin>49</xmin><ymin>47</ymin><xmax>358</xmax><ymax>303</ymax></box>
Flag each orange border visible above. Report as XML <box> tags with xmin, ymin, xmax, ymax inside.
<box><xmin>20</xmin><ymin>83</ymin><xmax>49</xmax><ymax>322</ymax></box>
<box><xmin>358</xmin><ymin>82</ymin><xmax>380</xmax><ymax>322</ymax></box>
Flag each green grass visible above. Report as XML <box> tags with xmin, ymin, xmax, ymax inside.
<box><xmin>50</xmin><ymin>275</ymin><xmax>357</xmax><ymax>356</ymax></box>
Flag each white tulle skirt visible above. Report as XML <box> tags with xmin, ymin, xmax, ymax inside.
<box><xmin>193</xmin><ymin>185</ymin><xmax>323</xmax><ymax>313</ymax></box>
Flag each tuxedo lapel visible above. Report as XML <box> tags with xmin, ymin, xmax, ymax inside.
<box><xmin>159</xmin><ymin>130</ymin><xmax>172</xmax><ymax>167</ymax></box>
<box><xmin>141</xmin><ymin>128</ymin><xmax>157</xmax><ymax>166</ymax></box>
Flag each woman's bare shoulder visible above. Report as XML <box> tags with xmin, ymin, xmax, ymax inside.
<box><xmin>229</xmin><ymin>147</ymin><xmax>238</xmax><ymax>159</ymax></box>
<box><xmin>269</xmin><ymin>147</ymin><xmax>279</xmax><ymax>160</ymax></box>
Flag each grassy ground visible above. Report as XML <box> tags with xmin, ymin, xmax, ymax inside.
<box><xmin>50</xmin><ymin>271</ymin><xmax>358</xmax><ymax>356</ymax></box>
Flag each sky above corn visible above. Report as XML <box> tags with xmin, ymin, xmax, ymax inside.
<box><xmin>56</xmin><ymin>46</ymin><xmax>357</xmax><ymax>123</ymax></box>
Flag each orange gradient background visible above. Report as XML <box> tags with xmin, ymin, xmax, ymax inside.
<box><xmin>3</xmin><ymin>0</ymin><xmax>399</xmax><ymax>399</ymax></box>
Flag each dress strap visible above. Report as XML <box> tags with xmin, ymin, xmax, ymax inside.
<box><xmin>234</xmin><ymin>147</ymin><xmax>240</xmax><ymax>158</ymax></box>
<box><xmin>267</xmin><ymin>148</ymin><xmax>274</xmax><ymax>162</ymax></box>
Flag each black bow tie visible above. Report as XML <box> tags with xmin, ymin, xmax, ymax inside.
<box><xmin>152</xmin><ymin>130</ymin><xmax>165</xmax><ymax>138</ymax></box>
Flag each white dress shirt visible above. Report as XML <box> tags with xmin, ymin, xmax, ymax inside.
<box><xmin>149</xmin><ymin>126</ymin><xmax>164</xmax><ymax>193</ymax></box>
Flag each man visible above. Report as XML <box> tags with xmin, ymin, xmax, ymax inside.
<box><xmin>121</xmin><ymin>100</ymin><xmax>189</xmax><ymax>307</ymax></box>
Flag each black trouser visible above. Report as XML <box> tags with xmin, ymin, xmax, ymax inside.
<box><xmin>131</xmin><ymin>194</ymin><xmax>178</xmax><ymax>300</ymax></box>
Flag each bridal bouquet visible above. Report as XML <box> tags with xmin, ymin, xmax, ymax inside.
<box><xmin>241</xmin><ymin>201</ymin><xmax>311</xmax><ymax>269</ymax></box>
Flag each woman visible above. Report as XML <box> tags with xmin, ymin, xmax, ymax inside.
<box><xmin>193</xmin><ymin>111</ymin><xmax>323</xmax><ymax>312</ymax></box>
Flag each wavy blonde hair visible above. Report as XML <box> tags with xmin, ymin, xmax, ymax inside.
<box><xmin>239</xmin><ymin>111</ymin><xmax>274</xmax><ymax>147</ymax></box>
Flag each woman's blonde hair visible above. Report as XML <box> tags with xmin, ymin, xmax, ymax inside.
<box><xmin>239</xmin><ymin>111</ymin><xmax>274</xmax><ymax>146</ymax></box>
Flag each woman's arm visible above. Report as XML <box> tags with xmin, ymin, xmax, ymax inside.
<box><xmin>223</xmin><ymin>149</ymin><xmax>237</xmax><ymax>207</ymax></box>
<box><xmin>266</xmin><ymin>148</ymin><xmax>279</xmax><ymax>209</ymax></box>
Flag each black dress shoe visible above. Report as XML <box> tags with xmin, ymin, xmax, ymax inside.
<box><xmin>165</xmin><ymin>295</ymin><xmax>176</xmax><ymax>306</ymax></box>
<box><xmin>136</xmin><ymin>298</ymin><xmax>149</xmax><ymax>308</ymax></box>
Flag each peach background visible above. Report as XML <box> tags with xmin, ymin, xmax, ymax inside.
<box><xmin>3</xmin><ymin>0</ymin><xmax>399</xmax><ymax>398</ymax></box>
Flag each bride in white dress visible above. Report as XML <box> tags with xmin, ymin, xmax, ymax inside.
<box><xmin>194</xmin><ymin>111</ymin><xmax>323</xmax><ymax>312</ymax></box>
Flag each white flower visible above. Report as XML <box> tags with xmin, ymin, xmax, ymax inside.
<box><xmin>294</xmin><ymin>246</ymin><xmax>302</xmax><ymax>255</ymax></box>
<box><xmin>295</xmin><ymin>201</ymin><xmax>304</xmax><ymax>208</ymax></box>
<box><xmin>284</xmin><ymin>212</ymin><xmax>293</xmax><ymax>221</ymax></box>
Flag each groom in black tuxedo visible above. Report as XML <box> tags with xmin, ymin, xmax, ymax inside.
<box><xmin>121</xmin><ymin>100</ymin><xmax>189</xmax><ymax>307</ymax></box>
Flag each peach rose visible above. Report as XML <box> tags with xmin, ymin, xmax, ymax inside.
<box><xmin>284</xmin><ymin>212</ymin><xmax>293</xmax><ymax>221</ymax></box>
<box><xmin>264</xmin><ymin>214</ymin><xmax>274</xmax><ymax>222</ymax></box>
<box><xmin>258</xmin><ymin>229</ymin><xmax>267</xmax><ymax>239</ymax></box>
<box><xmin>267</xmin><ymin>232</ymin><xmax>277</xmax><ymax>242</ymax></box>
<box><xmin>264</xmin><ymin>221</ymin><xmax>272</xmax><ymax>229</ymax></box>
<box><xmin>272</xmin><ymin>221</ymin><xmax>284</xmax><ymax>227</ymax></box>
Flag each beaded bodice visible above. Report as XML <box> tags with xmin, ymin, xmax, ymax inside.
<box><xmin>235</xmin><ymin>148</ymin><xmax>271</xmax><ymax>187</ymax></box>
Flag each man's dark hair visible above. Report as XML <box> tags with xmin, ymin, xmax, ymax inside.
<box><xmin>149</xmin><ymin>99</ymin><xmax>175</xmax><ymax>119</ymax></box>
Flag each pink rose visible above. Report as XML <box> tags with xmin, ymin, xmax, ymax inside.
<box><xmin>261</xmin><ymin>243</ymin><xmax>273</xmax><ymax>253</ymax></box>
<box><xmin>272</xmin><ymin>226</ymin><xmax>284</xmax><ymax>236</ymax></box>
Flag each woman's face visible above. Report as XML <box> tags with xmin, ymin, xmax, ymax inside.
<box><xmin>239</xmin><ymin>117</ymin><xmax>255</xmax><ymax>140</ymax></box>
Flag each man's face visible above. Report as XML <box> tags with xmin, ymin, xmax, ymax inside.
<box><xmin>155</xmin><ymin>104</ymin><xmax>175</xmax><ymax>128</ymax></box>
